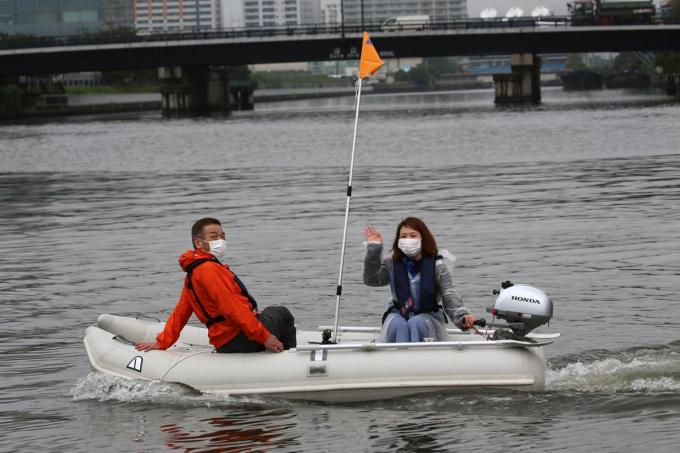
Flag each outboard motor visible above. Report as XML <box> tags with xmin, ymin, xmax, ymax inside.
<box><xmin>487</xmin><ymin>281</ymin><xmax>553</xmax><ymax>340</ymax></box>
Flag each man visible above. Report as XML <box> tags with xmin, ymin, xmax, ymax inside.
<box><xmin>135</xmin><ymin>217</ymin><xmax>296</xmax><ymax>353</ymax></box>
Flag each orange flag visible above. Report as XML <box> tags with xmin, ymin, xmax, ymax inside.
<box><xmin>358</xmin><ymin>32</ymin><xmax>383</xmax><ymax>79</ymax></box>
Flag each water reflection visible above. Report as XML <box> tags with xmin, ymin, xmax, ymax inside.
<box><xmin>161</xmin><ymin>408</ymin><xmax>299</xmax><ymax>452</ymax></box>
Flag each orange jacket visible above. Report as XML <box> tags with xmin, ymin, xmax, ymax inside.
<box><xmin>156</xmin><ymin>249</ymin><xmax>270</xmax><ymax>349</ymax></box>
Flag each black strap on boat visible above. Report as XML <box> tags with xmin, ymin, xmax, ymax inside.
<box><xmin>185</xmin><ymin>258</ymin><xmax>226</xmax><ymax>328</ymax></box>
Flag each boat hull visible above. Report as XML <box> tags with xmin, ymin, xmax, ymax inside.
<box><xmin>84</xmin><ymin>314</ymin><xmax>548</xmax><ymax>403</ymax></box>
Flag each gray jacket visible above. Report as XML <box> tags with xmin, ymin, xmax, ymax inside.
<box><xmin>362</xmin><ymin>243</ymin><xmax>471</xmax><ymax>329</ymax></box>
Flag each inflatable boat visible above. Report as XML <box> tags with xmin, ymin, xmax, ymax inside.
<box><xmin>83</xmin><ymin>284</ymin><xmax>558</xmax><ymax>403</ymax></box>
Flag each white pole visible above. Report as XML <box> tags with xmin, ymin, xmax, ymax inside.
<box><xmin>332</xmin><ymin>77</ymin><xmax>363</xmax><ymax>342</ymax></box>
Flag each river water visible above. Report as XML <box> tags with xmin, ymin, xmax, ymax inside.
<box><xmin>1</xmin><ymin>87</ymin><xmax>679</xmax><ymax>452</ymax></box>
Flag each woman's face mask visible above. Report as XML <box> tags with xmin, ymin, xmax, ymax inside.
<box><xmin>398</xmin><ymin>238</ymin><xmax>421</xmax><ymax>259</ymax></box>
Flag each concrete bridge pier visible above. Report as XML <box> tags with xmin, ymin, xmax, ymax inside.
<box><xmin>159</xmin><ymin>66</ymin><xmax>254</xmax><ymax>116</ymax></box>
<box><xmin>493</xmin><ymin>53</ymin><xmax>541</xmax><ymax>105</ymax></box>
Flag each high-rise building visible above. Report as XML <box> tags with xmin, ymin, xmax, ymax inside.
<box><xmin>299</xmin><ymin>0</ymin><xmax>320</xmax><ymax>24</ymax></box>
<box><xmin>243</xmin><ymin>0</ymin><xmax>299</xmax><ymax>28</ymax></box>
<box><xmin>343</xmin><ymin>0</ymin><xmax>466</xmax><ymax>25</ymax></box>
<box><xmin>320</xmin><ymin>0</ymin><xmax>340</xmax><ymax>25</ymax></box>
<box><xmin>0</xmin><ymin>0</ymin><xmax>134</xmax><ymax>36</ymax></box>
<box><xmin>221</xmin><ymin>0</ymin><xmax>244</xmax><ymax>28</ymax></box>
<box><xmin>103</xmin><ymin>0</ymin><xmax>135</xmax><ymax>28</ymax></box>
<box><xmin>293</xmin><ymin>0</ymin><xmax>341</xmax><ymax>26</ymax></box>
<box><xmin>134</xmin><ymin>0</ymin><xmax>221</xmax><ymax>34</ymax></box>
<box><xmin>0</xmin><ymin>0</ymin><xmax>10</xmax><ymax>28</ymax></box>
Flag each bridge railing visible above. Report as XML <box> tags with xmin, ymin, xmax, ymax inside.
<box><xmin>2</xmin><ymin>16</ymin><xmax>678</xmax><ymax>52</ymax></box>
<box><xmin>0</xmin><ymin>17</ymin><xmax>576</xmax><ymax>51</ymax></box>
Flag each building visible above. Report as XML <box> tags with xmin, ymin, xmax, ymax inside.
<box><xmin>299</xmin><ymin>0</ymin><xmax>320</xmax><ymax>24</ymax></box>
<box><xmin>298</xmin><ymin>0</ymin><xmax>341</xmax><ymax>25</ymax></box>
<box><xmin>134</xmin><ymin>0</ymin><xmax>221</xmax><ymax>34</ymax></box>
<box><xmin>221</xmin><ymin>0</ymin><xmax>244</xmax><ymax>28</ymax></box>
<box><xmin>320</xmin><ymin>0</ymin><xmax>340</xmax><ymax>25</ymax></box>
<box><xmin>103</xmin><ymin>0</ymin><xmax>135</xmax><ymax>28</ymax></box>
<box><xmin>218</xmin><ymin>1</ymin><xmax>339</xmax><ymax>30</ymax></box>
<box><xmin>0</xmin><ymin>0</ymin><xmax>133</xmax><ymax>36</ymax></box>
<box><xmin>243</xmin><ymin>0</ymin><xmax>299</xmax><ymax>28</ymax></box>
<box><xmin>342</xmin><ymin>0</ymin><xmax>466</xmax><ymax>25</ymax></box>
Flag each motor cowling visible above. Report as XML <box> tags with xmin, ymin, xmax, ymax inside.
<box><xmin>488</xmin><ymin>283</ymin><xmax>553</xmax><ymax>336</ymax></box>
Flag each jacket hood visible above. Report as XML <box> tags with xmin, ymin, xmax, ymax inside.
<box><xmin>179</xmin><ymin>248</ymin><xmax>216</xmax><ymax>271</ymax></box>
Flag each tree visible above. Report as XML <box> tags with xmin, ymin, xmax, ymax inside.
<box><xmin>424</xmin><ymin>57</ymin><xmax>459</xmax><ymax>77</ymax></box>
<box><xmin>407</xmin><ymin>64</ymin><xmax>433</xmax><ymax>87</ymax></box>
<box><xmin>613</xmin><ymin>52</ymin><xmax>643</xmax><ymax>72</ymax></box>
<box><xmin>393</xmin><ymin>69</ymin><xmax>409</xmax><ymax>83</ymax></box>
<box><xmin>566</xmin><ymin>53</ymin><xmax>586</xmax><ymax>70</ymax></box>
<box><xmin>656</xmin><ymin>1</ymin><xmax>680</xmax><ymax>73</ymax></box>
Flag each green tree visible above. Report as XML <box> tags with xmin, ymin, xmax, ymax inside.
<box><xmin>565</xmin><ymin>53</ymin><xmax>586</xmax><ymax>70</ymax></box>
<box><xmin>407</xmin><ymin>64</ymin><xmax>433</xmax><ymax>87</ymax></box>
<box><xmin>0</xmin><ymin>85</ymin><xmax>25</xmax><ymax>117</ymax></box>
<box><xmin>423</xmin><ymin>57</ymin><xmax>459</xmax><ymax>78</ymax></box>
<box><xmin>613</xmin><ymin>52</ymin><xmax>643</xmax><ymax>72</ymax></box>
<box><xmin>656</xmin><ymin>0</ymin><xmax>680</xmax><ymax>73</ymax></box>
<box><xmin>393</xmin><ymin>69</ymin><xmax>409</xmax><ymax>83</ymax></box>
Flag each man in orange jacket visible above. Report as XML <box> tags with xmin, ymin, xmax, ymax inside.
<box><xmin>135</xmin><ymin>217</ymin><xmax>296</xmax><ymax>353</ymax></box>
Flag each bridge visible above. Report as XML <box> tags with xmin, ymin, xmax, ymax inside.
<box><xmin>1</xmin><ymin>20</ymin><xmax>680</xmax><ymax>76</ymax></box>
<box><xmin>1</xmin><ymin>19</ymin><xmax>679</xmax><ymax>115</ymax></box>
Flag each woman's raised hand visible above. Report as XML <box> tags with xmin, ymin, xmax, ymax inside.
<box><xmin>363</xmin><ymin>225</ymin><xmax>383</xmax><ymax>244</ymax></box>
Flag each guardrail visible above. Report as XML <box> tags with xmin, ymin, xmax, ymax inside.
<box><xmin>0</xmin><ymin>17</ymin><xmax>574</xmax><ymax>51</ymax></box>
<box><xmin>1</xmin><ymin>17</ymin><xmax>677</xmax><ymax>52</ymax></box>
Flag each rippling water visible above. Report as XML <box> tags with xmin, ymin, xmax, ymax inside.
<box><xmin>1</xmin><ymin>88</ymin><xmax>680</xmax><ymax>452</ymax></box>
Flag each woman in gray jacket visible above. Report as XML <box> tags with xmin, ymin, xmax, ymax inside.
<box><xmin>363</xmin><ymin>217</ymin><xmax>477</xmax><ymax>342</ymax></box>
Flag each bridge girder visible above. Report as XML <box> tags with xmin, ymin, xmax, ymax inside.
<box><xmin>1</xmin><ymin>26</ymin><xmax>680</xmax><ymax>76</ymax></box>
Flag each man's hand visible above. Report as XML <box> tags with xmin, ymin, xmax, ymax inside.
<box><xmin>460</xmin><ymin>315</ymin><xmax>477</xmax><ymax>330</ymax></box>
<box><xmin>135</xmin><ymin>342</ymin><xmax>161</xmax><ymax>352</ymax></box>
<box><xmin>263</xmin><ymin>334</ymin><xmax>284</xmax><ymax>353</ymax></box>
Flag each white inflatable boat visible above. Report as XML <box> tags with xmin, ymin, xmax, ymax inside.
<box><xmin>83</xmin><ymin>284</ymin><xmax>558</xmax><ymax>403</ymax></box>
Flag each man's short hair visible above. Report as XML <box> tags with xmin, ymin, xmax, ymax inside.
<box><xmin>191</xmin><ymin>217</ymin><xmax>221</xmax><ymax>246</ymax></box>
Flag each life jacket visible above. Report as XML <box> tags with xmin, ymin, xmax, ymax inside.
<box><xmin>184</xmin><ymin>258</ymin><xmax>258</xmax><ymax>328</ymax></box>
<box><xmin>391</xmin><ymin>254</ymin><xmax>441</xmax><ymax>318</ymax></box>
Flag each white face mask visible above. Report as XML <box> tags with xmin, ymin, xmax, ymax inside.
<box><xmin>207</xmin><ymin>239</ymin><xmax>227</xmax><ymax>261</ymax></box>
<box><xmin>398</xmin><ymin>238</ymin><xmax>421</xmax><ymax>259</ymax></box>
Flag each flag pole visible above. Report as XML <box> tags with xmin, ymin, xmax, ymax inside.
<box><xmin>332</xmin><ymin>76</ymin><xmax>363</xmax><ymax>342</ymax></box>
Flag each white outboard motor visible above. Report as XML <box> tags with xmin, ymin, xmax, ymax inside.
<box><xmin>487</xmin><ymin>281</ymin><xmax>553</xmax><ymax>338</ymax></box>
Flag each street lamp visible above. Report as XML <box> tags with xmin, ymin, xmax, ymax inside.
<box><xmin>341</xmin><ymin>0</ymin><xmax>345</xmax><ymax>39</ymax></box>
<box><xmin>361</xmin><ymin>0</ymin><xmax>364</xmax><ymax>30</ymax></box>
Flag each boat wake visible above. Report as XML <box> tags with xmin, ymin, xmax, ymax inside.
<box><xmin>69</xmin><ymin>372</ymin><xmax>266</xmax><ymax>407</ymax></box>
<box><xmin>547</xmin><ymin>340</ymin><xmax>680</xmax><ymax>393</ymax></box>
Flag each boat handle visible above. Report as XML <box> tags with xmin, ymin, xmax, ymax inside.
<box><xmin>112</xmin><ymin>335</ymin><xmax>136</xmax><ymax>346</ymax></box>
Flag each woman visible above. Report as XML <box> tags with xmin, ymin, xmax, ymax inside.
<box><xmin>362</xmin><ymin>217</ymin><xmax>477</xmax><ymax>342</ymax></box>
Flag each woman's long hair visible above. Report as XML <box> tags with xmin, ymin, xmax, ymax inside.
<box><xmin>391</xmin><ymin>217</ymin><xmax>438</xmax><ymax>262</ymax></box>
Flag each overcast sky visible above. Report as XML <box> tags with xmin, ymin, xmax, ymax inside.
<box><xmin>468</xmin><ymin>0</ymin><xmax>569</xmax><ymax>17</ymax></box>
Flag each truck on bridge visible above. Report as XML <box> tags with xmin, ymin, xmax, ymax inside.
<box><xmin>381</xmin><ymin>15</ymin><xmax>430</xmax><ymax>32</ymax></box>
<box><xmin>568</xmin><ymin>0</ymin><xmax>656</xmax><ymax>25</ymax></box>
